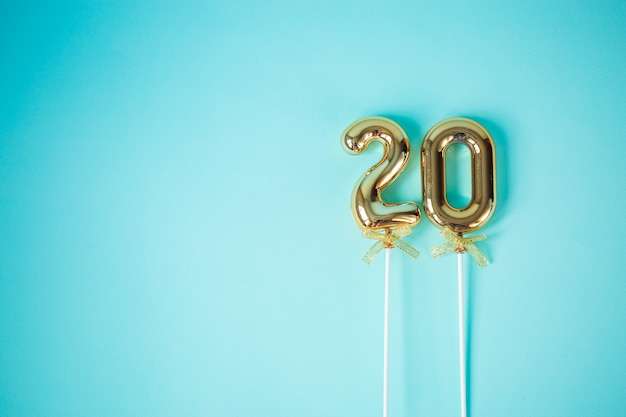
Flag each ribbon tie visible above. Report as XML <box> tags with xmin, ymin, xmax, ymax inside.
<box><xmin>431</xmin><ymin>228</ymin><xmax>489</xmax><ymax>268</ymax></box>
<box><xmin>362</xmin><ymin>226</ymin><xmax>420</xmax><ymax>265</ymax></box>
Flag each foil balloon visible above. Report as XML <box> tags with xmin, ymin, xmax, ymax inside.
<box><xmin>342</xmin><ymin>116</ymin><xmax>421</xmax><ymax>231</ymax></box>
<box><xmin>342</xmin><ymin>117</ymin><xmax>421</xmax><ymax>417</ymax></box>
<box><xmin>421</xmin><ymin>118</ymin><xmax>496</xmax><ymax>417</ymax></box>
<box><xmin>421</xmin><ymin>118</ymin><xmax>496</xmax><ymax>266</ymax></box>
<box><xmin>342</xmin><ymin>116</ymin><xmax>421</xmax><ymax>263</ymax></box>
<box><xmin>421</xmin><ymin>117</ymin><xmax>496</xmax><ymax>233</ymax></box>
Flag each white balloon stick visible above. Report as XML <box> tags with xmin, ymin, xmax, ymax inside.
<box><xmin>383</xmin><ymin>247</ymin><xmax>391</xmax><ymax>417</ymax></box>
<box><xmin>458</xmin><ymin>252</ymin><xmax>467</xmax><ymax>417</ymax></box>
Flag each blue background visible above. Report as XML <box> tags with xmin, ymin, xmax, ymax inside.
<box><xmin>2</xmin><ymin>1</ymin><xmax>625</xmax><ymax>416</ymax></box>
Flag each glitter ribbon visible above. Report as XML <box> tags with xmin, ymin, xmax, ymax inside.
<box><xmin>362</xmin><ymin>226</ymin><xmax>420</xmax><ymax>265</ymax></box>
<box><xmin>431</xmin><ymin>228</ymin><xmax>489</xmax><ymax>268</ymax></box>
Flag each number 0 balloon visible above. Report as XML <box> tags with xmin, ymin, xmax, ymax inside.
<box><xmin>421</xmin><ymin>117</ymin><xmax>496</xmax><ymax>234</ymax></box>
<box><xmin>420</xmin><ymin>117</ymin><xmax>497</xmax><ymax>417</ymax></box>
<box><xmin>421</xmin><ymin>117</ymin><xmax>496</xmax><ymax>266</ymax></box>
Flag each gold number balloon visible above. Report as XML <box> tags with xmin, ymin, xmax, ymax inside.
<box><xmin>421</xmin><ymin>118</ymin><xmax>496</xmax><ymax>234</ymax></box>
<box><xmin>342</xmin><ymin>116</ymin><xmax>421</xmax><ymax>231</ymax></box>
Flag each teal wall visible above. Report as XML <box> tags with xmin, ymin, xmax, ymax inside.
<box><xmin>2</xmin><ymin>1</ymin><xmax>625</xmax><ymax>416</ymax></box>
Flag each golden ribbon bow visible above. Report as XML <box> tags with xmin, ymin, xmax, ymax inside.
<box><xmin>431</xmin><ymin>228</ymin><xmax>489</xmax><ymax>268</ymax></box>
<box><xmin>362</xmin><ymin>226</ymin><xmax>420</xmax><ymax>265</ymax></box>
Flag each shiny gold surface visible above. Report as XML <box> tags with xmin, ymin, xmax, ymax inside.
<box><xmin>342</xmin><ymin>116</ymin><xmax>421</xmax><ymax>231</ymax></box>
<box><xmin>421</xmin><ymin>118</ymin><xmax>496</xmax><ymax>234</ymax></box>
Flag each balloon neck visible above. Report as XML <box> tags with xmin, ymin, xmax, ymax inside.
<box><xmin>454</xmin><ymin>232</ymin><xmax>467</xmax><ymax>253</ymax></box>
<box><xmin>383</xmin><ymin>229</ymin><xmax>395</xmax><ymax>248</ymax></box>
